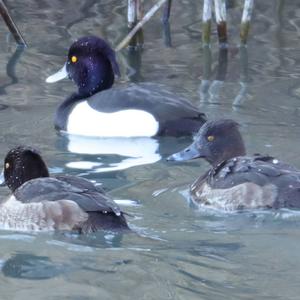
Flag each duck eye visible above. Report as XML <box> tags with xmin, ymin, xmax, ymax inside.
<box><xmin>71</xmin><ymin>56</ymin><xmax>78</xmax><ymax>63</ymax></box>
<box><xmin>207</xmin><ymin>135</ymin><xmax>215</xmax><ymax>142</ymax></box>
<box><xmin>5</xmin><ymin>162</ymin><xmax>9</xmax><ymax>169</ymax></box>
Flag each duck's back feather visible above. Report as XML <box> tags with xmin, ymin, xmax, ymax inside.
<box><xmin>191</xmin><ymin>155</ymin><xmax>300</xmax><ymax>209</ymax></box>
<box><xmin>13</xmin><ymin>176</ymin><xmax>128</xmax><ymax>231</ymax></box>
<box><xmin>87</xmin><ymin>83</ymin><xmax>206</xmax><ymax>135</ymax></box>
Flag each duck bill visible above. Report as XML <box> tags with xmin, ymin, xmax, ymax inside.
<box><xmin>46</xmin><ymin>64</ymin><xmax>68</xmax><ymax>83</ymax></box>
<box><xmin>167</xmin><ymin>142</ymin><xmax>202</xmax><ymax>162</ymax></box>
<box><xmin>0</xmin><ymin>170</ymin><xmax>5</xmax><ymax>186</ymax></box>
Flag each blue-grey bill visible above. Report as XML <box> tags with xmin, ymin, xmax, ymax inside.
<box><xmin>166</xmin><ymin>142</ymin><xmax>200</xmax><ymax>161</ymax></box>
<box><xmin>46</xmin><ymin>64</ymin><xmax>68</xmax><ymax>83</ymax></box>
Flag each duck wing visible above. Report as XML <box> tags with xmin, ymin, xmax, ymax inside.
<box><xmin>208</xmin><ymin>155</ymin><xmax>300</xmax><ymax>208</ymax></box>
<box><xmin>88</xmin><ymin>83</ymin><xmax>206</xmax><ymax>135</ymax></box>
<box><xmin>14</xmin><ymin>176</ymin><xmax>121</xmax><ymax>216</ymax></box>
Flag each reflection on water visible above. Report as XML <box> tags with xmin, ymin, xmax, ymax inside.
<box><xmin>56</xmin><ymin>134</ymin><xmax>190</xmax><ymax>173</ymax></box>
<box><xmin>0</xmin><ymin>0</ymin><xmax>300</xmax><ymax>299</ymax></box>
<box><xmin>199</xmin><ymin>45</ymin><xmax>250</xmax><ymax>108</ymax></box>
<box><xmin>63</xmin><ymin>135</ymin><xmax>161</xmax><ymax>173</ymax></box>
<box><xmin>0</xmin><ymin>45</ymin><xmax>25</xmax><ymax>108</ymax></box>
<box><xmin>1</xmin><ymin>253</ymin><xmax>66</xmax><ymax>280</ymax></box>
<box><xmin>199</xmin><ymin>46</ymin><xmax>228</xmax><ymax>104</ymax></box>
<box><xmin>232</xmin><ymin>46</ymin><xmax>250</xmax><ymax>108</ymax></box>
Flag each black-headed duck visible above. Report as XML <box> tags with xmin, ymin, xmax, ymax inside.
<box><xmin>0</xmin><ymin>146</ymin><xmax>129</xmax><ymax>232</ymax></box>
<box><xmin>167</xmin><ymin>119</ymin><xmax>300</xmax><ymax>210</ymax></box>
<box><xmin>46</xmin><ymin>36</ymin><xmax>206</xmax><ymax>137</ymax></box>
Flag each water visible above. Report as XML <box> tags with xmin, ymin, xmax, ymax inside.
<box><xmin>0</xmin><ymin>0</ymin><xmax>300</xmax><ymax>299</ymax></box>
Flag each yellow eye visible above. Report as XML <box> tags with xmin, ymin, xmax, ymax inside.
<box><xmin>5</xmin><ymin>162</ymin><xmax>9</xmax><ymax>169</ymax></box>
<box><xmin>207</xmin><ymin>135</ymin><xmax>215</xmax><ymax>142</ymax></box>
<box><xmin>71</xmin><ymin>56</ymin><xmax>78</xmax><ymax>63</ymax></box>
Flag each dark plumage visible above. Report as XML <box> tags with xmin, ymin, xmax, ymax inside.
<box><xmin>167</xmin><ymin>119</ymin><xmax>300</xmax><ymax>210</ymax></box>
<box><xmin>1</xmin><ymin>146</ymin><xmax>129</xmax><ymax>232</ymax></box>
<box><xmin>47</xmin><ymin>36</ymin><xmax>206</xmax><ymax>137</ymax></box>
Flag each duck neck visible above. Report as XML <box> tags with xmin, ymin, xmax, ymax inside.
<box><xmin>210</xmin><ymin>136</ymin><xmax>246</xmax><ymax>167</ymax></box>
<box><xmin>77</xmin><ymin>71</ymin><xmax>114</xmax><ymax>98</ymax></box>
<box><xmin>55</xmin><ymin>54</ymin><xmax>116</xmax><ymax>131</ymax></box>
<box><xmin>55</xmin><ymin>93</ymin><xmax>83</xmax><ymax>131</ymax></box>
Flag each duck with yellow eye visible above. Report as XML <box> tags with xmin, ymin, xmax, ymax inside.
<box><xmin>167</xmin><ymin>119</ymin><xmax>300</xmax><ymax>211</ymax></box>
<box><xmin>46</xmin><ymin>36</ymin><xmax>206</xmax><ymax>138</ymax></box>
<box><xmin>71</xmin><ymin>55</ymin><xmax>77</xmax><ymax>63</ymax></box>
<box><xmin>0</xmin><ymin>146</ymin><xmax>129</xmax><ymax>232</ymax></box>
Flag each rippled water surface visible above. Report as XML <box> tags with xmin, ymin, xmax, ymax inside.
<box><xmin>0</xmin><ymin>1</ymin><xmax>300</xmax><ymax>299</ymax></box>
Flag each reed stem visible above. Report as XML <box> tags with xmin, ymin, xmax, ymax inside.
<box><xmin>128</xmin><ymin>0</ymin><xmax>137</xmax><ymax>27</ymax></box>
<box><xmin>240</xmin><ymin>0</ymin><xmax>254</xmax><ymax>45</ymax></box>
<box><xmin>162</xmin><ymin>0</ymin><xmax>172</xmax><ymax>24</ymax></box>
<box><xmin>116</xmin><ymin>0</ymin><xmax>168</xmax><ymax>51</ymax></box>
<box><xmin>0</xmin><ymin>0</ymin><xmax>27</xmax><ymax>46</ymax></box>
<box><xmin>136</xmin><ymin>0</ymin><xmax>143</xmax><ymax>21</ymax></box>
<box><xmin>214</xmin><ymin>0</ymin><xmax>227</xmax><ymax>47</ymax></box>
<box><xmin>202</xmin><ymin>0</ymin><xmax>212</xmax><ymax>45</ymax></box>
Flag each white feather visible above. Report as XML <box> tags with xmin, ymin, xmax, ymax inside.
<box><xmin>67</xmin><ymin>102</ymin><xmax>159</xmax><ymax>137</ymax></box>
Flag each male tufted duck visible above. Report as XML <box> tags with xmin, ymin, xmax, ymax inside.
<box><xmin>167</xmin><ymin>119</ymin><xmax>300</xmax><ymax>210</ymax></box>
<box><xmin>46</xmin><ymin>36</ymin><xmax>206</xmax><ymax>137</ymax></box>
<box><xmin>0</xmin><ymin>146</ymin><xmax>129</xmax><ymax>232</ymax></box>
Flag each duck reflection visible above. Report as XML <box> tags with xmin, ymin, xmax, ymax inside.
<box><xmin>1</xmin><ymin>253</ymin><xmax>65</xmax><ymax>280</ymax></box>
<box><xmin>56</xmin><ymin>133</ymin><xmax>191</xmax><ymax>174</ymax></box>
<box><xmin>62</xmin><ymin>135</ymin><xmax>161</xmax><ymax>173</ymax></box>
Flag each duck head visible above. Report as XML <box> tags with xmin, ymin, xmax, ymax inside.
<box><xmin>46</xmin><ymin>36</ymin><xmax>120</xmax><ymax>97</ymax></box>
<box><xmin>0</xmin><ymin>146</ymin><xmax>49</xmax><ymax>192</ymax></box>
<box><xmin>167</xmin><ymin>119</ymin><xmax>246</xmax><ymax>166</ymax></box>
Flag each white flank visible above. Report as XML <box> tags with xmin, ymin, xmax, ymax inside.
<box><xmin>0</xmin><ymin>196</ymin><xmax>53</xmax><ymax>231</ymax></box>
<box><xmin>0</xmin><ymin>196</ymin><xmax>87</xmax><ymax>232</ymax></box>
<box><xmin>67</xmin><ymin>102</ymin><xmax>159</xmax><ymax>137</ymax></box>
<box><xmin>192</xmin><ymin>182</ymin><xmax>277</xmax><ymax>211</ymax></box>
